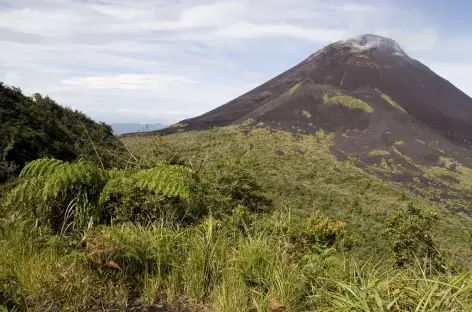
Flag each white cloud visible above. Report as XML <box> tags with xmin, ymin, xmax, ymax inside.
<box><xmin>373</xmin><ymin>27</ymin><xmax>438</xmax><ymax>52</ymax></box>
<box><xmin>342</xmin><ymin>3</ymin><xmax>378</xmax><ymax>12</ymax></box>
<box><xmin>213</xmin><ymin>22</ymin><xmax>344</xmax><ymax>42</ymax></box>
<box><xmin>61</xmin><ymin>74</ymin><xmax>195</xmax><ymax>90</ymax></box>
<box><xmin>0</xmin><ymin>0</ymin><xmax>470</xmax><ymax>124</ymax></box>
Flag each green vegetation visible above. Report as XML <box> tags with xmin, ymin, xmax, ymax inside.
<box><xmin>0</xmin><ymin>83</ymin><xmax>122</xmax><ymax>182</ymax></box>
<box><xmin>361</xmin><ymin>143</ymin><xmax>472</xmax><ymax>210</ymax></box>
<box><xmin>1</xmin><ymin>120</ymin><xmax>472</xmax><ymax>310</ymax></box>
<box><xmin>323</xmin><ymin>95</ymin><xmax>374</xmax><ymax>113</ymax></box>
<box><xmin>368</xmin><ymin>149</ymin><xmax>390</xmax><ymax>156</ymax></box>
<box><xmin>302</xmin><ymin>110</ymin><xmax>312</xmax><ymax>118</ymax></box>
<box><xmin>285</xmin><ymin>82</ymin><xmax>301</xmax><ymax>96</ymax></box>
<box><xmin>383</xmin><ymin>203</ymin><xmax>446</xmax><ymax>269</ymax></box>
<box><xmin>380</xmin><ymin>93</ymin><xmax>407</xmax><ymax>113</ymax></box>
<box><xmin>6</xmin><ymin>158</ymin><xmax>193</xmax><ymax>233</ymax></box>
<box><xmin>394</xmin><ymin>140</ymin><xmax>405</xmax><ymax>146</ymax></box>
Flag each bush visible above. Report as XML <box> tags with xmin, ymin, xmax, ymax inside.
<box><xmin>382</xmin><ymin>203</ymin><xmax>446</xmax><ymax>269</ymax></box>
<box><xmin>0</xmin><ymin>276</ymin><xmax>26</xmax><ymax>312</ymax></box>
<box><xmin>299</xmin><ymin>210</ymin><xmax>349</xmax><ymax>248</ymax></box>
<box><xmin>189</xmin><ymin>158</ymin><xmax>273</xmax><ymax>218</ymax></box>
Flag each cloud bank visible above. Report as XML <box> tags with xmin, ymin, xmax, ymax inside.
<box><xmin>0</xmin><ymin>0</ymin><xmax>469</xmax><ymax>124</ymax></box>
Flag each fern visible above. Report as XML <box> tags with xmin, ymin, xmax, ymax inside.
<box><xmin>7</xmin><ymin>159</ymin><xmax>107</xmax><ymax>232</ymax></box>
<box><xmin>8</xmin><ymin>158</ymin><xmax>194</xmax><ymax>231</ymax></box>
<box><xmin>18</xmin><ymin>158</ymin><xmax>65</xmax><ymax>180</ymax></box>
<box><xmin>131</xmin><ymin>164</ymin><xmax>192</xmax><ymax>200</ymax></box>
<box><xmin>100</xmin><ymin>164</ymin><xmax>193</xmax><ymax>205</ymax></box>
<box><xmin>9</xmin><ymin>159</ymin><xmax>106</xmax><ymax>206</ymax></box>
<box><xmin>41</xmin><ymin>161</ymin><xmax>106</xmax><ymax>200</ymax></box>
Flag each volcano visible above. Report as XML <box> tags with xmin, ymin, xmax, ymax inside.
<box><xmin>161</xmin><ymin>34</ymin><xmax>472</xmax><ymax>167</ymax></box>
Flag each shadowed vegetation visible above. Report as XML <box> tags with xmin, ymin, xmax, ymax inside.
<box><xmin>0</xmin><ymin>83</ymin><xmax>123</xmax><ymax>182</ymax></box>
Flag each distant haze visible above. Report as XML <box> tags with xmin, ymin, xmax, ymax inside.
<box><xmin>111</xmin><ymin>123</ymin><xmax>166</xmax><ymax>135</ymax></box>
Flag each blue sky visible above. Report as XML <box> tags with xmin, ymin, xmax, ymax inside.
<box><xmin>0</xmin><ymin>0</ymin><xmax>471</xmax><ymax>124</ymax></box>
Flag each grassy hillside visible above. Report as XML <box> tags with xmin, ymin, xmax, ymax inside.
<box><xmin>0</xmin><ymin>83</ymin><xmax>123</xmax><ymax>181</ymax></box>
<box><xmin>1</xmin><ymin>122</ymin><xmax>472</xmax><ymax>311</ymax></box>
<box><xmin>123</xmin><ymin>125</ymin><xmax>472</xmax><ymax>261</ymax></box>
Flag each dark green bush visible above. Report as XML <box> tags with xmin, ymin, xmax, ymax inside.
<box><xmin>0</xmin><ymin>276</ymin><xmax>26</xmax><ymax>312</ymax></box>
<box><xmin>382</xmin><ymin>203</ymin><xmax>447</xmax><ymax>269</ymax></box>
<box><xmin>189</xmin><ymin>158</ymin><xmax>272</xmax><ymax>219</ymax></box>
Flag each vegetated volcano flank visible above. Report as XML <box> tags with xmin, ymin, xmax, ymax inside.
<box><xmin>159</xmin><ymin>34</ymin><xmax>472</xmax><ymax>206</ymax></box>
<box><xmin>168</xmin><ymin>34</ymin><xmax>472</xmax><ymax>144</ymax></box>
<box><xmin>164</xmin><ymin>34</ymin><xmax>472</xmax><ymax>158</ymax></box>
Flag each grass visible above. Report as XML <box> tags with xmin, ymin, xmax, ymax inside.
<box><xmin>380</xmin><ymin>93</ymin><xmax>407</xmax><ymax>113</ymax></box>
<box><xmin>394</xmin><ymin>140</ymin><xmax>405</xmax><ymax>146</ymax></box>
<box><xmin>122</xmin><ymin>126</ymin><xmax>472</xmax><ymax>262</ymax></box>
<box><xmin>0</xmin><ymin>211</ymin><xmax>472</xmax><ymax>311</ymax></box>
<box><xmin>1</xmin><ymin>211</ymin><xmax>472</xmax><ymax>311</ymax></box>
<box><xmin>323</xmin><ymin>95</ymin><xmax>374</xmax><ymax>113</ymax></box>
<box><xmin>2</xmin><ymin>124</ymin><xmax>472</xmax><ymax>310</ymax></box>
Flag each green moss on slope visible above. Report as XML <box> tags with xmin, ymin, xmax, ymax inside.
<box><xmin>368</xmin><ymin>149</ymin><xmax>390</xmax><ymax>156</ymax></box>
<box><xmin>380</xmin><ymin>93</ymin><xmax>406</xmax><ymax>113</ymax></box>
<box><xmin>286</xmin><ymin>82</ymin><xmax>301</xmax><ymax>96</ymax></box>
<box><xmin>323</xmin><ymin>95</ymin><xmax>374</xmax><ymax>113</ymax></box>
<box><xmin>302</xmin><ymin>110</ymin><xmax>312</xmax><ymax>118</ymax></box>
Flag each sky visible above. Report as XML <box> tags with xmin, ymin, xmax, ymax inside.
<box><xmin>1</xmin><ymin>0</ymin><xmax>471</xmax><ymax>125</ymax></box>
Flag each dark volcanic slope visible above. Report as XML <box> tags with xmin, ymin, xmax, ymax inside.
<box><xmin>154</xmin><ymin>35</ymin><xmax>472</xmax><ymax>207</ymax></box>
<box><xmin>157</xmin><ymin>34</ymin><xmax>472</xmax><ymax>182</ymax></box>
<box><xmin>165</xmin><ymin>34</ymin><xmax>472</xmax><ymax>146</ymax></box>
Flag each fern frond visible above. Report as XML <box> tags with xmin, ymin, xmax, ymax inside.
<box><xmin>6</xmin><ymin>176</ymin><xmax>44</xmax><ymax>207</ymax></box>
<box><xmin>106</xmin><ymin>168</ymin><xmax>132</xmax><ymax>180</ymax></box>
<box><xmin>131</xmin><ymin>164</ymin><xmax>193</xmax><ymax>201</ymax></box>
<box><xmin>41</xmin><ymin>162</ymin><xmax>106</xmax><ymax>201</ymax></box>
<box><xmin>19</xmin><ymin>158</ymin><xmax>65</xmax><ymax>180</ymax></box>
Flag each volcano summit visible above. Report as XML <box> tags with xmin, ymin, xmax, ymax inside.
<box><xmin>161</xmin><ymin>35</ymin><xmax>472</xmax><ymax>172</ymax></box>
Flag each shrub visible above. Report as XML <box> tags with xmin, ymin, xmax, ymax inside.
<box><xmin>273</xmin><ymin>210</ymin><xmax>356</xmax><ymax>254</ymax></box>
<box><xmin>190</xmin><ymin>158</ymin><xmax>273</xmax><ymax>218</ymax></box>
<box><xmin>382</xmin><ymin>203</ymin><xmax>446</xmax><ymax>269</ymax></box>
<box><xmin>300</xmin><ymin>210</ymin><xmax>349</xmax><ymax>248</ymax></box>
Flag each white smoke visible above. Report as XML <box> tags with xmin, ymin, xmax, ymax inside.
<box><xmin>341</xmin><ymin>34</ymin><xmax>407</xmax><ymax>56</ymax></box>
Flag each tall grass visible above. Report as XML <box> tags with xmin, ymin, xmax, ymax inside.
<box><xmin>2</xmin><ymin>208</ymin><xmax>471</xmax><ymax>311</ymax></box>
